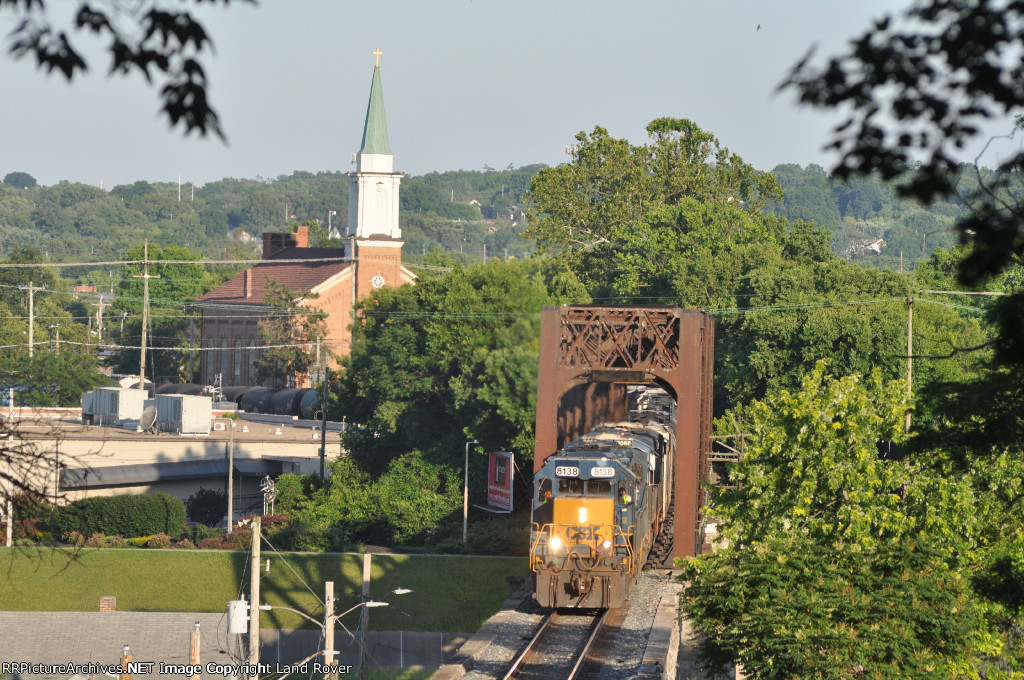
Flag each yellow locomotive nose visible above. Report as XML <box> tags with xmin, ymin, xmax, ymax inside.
<box><xmin>553</xmin><ymin>497</ymin><xmax>614</xmax><ymax>527</ymax></box>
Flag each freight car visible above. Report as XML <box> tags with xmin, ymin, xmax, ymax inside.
<box><xmin>155</xmin><ymin>383</ymin><xmax>323</xmax><ymax>419</ymax></box>
<box><xmin>530</xmin><ymin>411</ymin><xmax>674</xmax><ymax>609</ymax></box>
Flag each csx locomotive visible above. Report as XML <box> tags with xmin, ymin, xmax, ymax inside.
<box><xmin>530</xmin><ymin>415</ymin><xmax>674</xmax><ymax>609</ymax></box>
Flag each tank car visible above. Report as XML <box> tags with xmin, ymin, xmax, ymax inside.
<box><xmin>530</xmin><ymin>419</ymin><xmax>674</xmax><ymax>609</ymax></box>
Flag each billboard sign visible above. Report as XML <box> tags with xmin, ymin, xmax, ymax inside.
<box><xmin>486</xmin><ymin>451</ymin><xmax>514</xmax><ymax>511</ymax></box>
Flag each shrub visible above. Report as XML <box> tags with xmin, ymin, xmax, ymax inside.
<box><xmin>198</xmin><ymin>536</ymin><xmax>226</xmax><ymax>550</ymax></box>
<box><xmin>106</xmin><ymin>535</ymin><xmax>127</xmax><ymax>548</ymax></box>
<box><xmin>63</xmin><ymin>530</ymin><xmax>86</xmax><ymax>547</ymax></box>
<box><xmin>185</xmin><ymin>488</ymin><xmax>227</xmax><ymax>526</ymax></box>
<box><xmin>258</xmin><ymin>514</ymin><xmax>291</xmax><ymax>533</ymax></box>
<box><xmin>11</xmin><ymin>518</ymin><xmax>46</xmax><ymax>543</ymax></box>
<box><xmin>127</xmin><ymin>536</ymin><xmax>151</xmax><ymax>548</ymax></box>
<box><xmin>12</xmin><ymin>494</ymin><xmax>56</xmax><ymax>522</ymax></box>
<box><xmin>146</xmin><ymin>533</ymin><xmax>172</xmax><ymax>549</ymax></box>
<box><xmin>175</xmin><ymin>538</ymin><xmax>196</xmax><ymax>549</ymax></box>
<box><xmin>183</xmin><ymin>523</ymin><xmax>223</xmax><ymax>544</ymax></box>
<box><xmin>224</xmin><ymin>528</ymin><xmax>252</xmax><ymax>550</ymax></box>
<box><xmin>271</xmin><ymin>522</ymin><xmax>351</xmax><ymax>552</ymax></box>
<box><xmin>85</xmin><ymin>533</ymin><xmax>105</xmax><ymax>548</ymax></box>
<box><xmin>55</xmin><ymin>493</ymin><xmax>187</xmax><ymax>538</ymax></box>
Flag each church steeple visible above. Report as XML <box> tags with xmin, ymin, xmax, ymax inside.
<box><xmin>359</xmin><ymin>53</ymin><xmax>391</xmax><ymax>156</ymax></box>
<box><xmin>347</xmin><ymin>48</ymin><xmax>403</xmax><ymax>241</ymax></box>
<box><xmin>354</xmin><ymin>48</ymin><xmax>393</xmax><ymax>173</ymax></box>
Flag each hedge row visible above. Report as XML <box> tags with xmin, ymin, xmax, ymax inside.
<box><xmin>55</xmin><ymin>493</ymin><xmax>187</xmax><ymax>538</ymax></box>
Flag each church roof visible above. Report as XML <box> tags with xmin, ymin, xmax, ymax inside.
<box><xmin>196</xmin><ymin>248</ymin><xmax>349</xmax><ymax>307</ymax></box>
<box><xmin>359</xmin><ymin>66</ymin><xmax>392</xmax><ymax>155</ymax></box>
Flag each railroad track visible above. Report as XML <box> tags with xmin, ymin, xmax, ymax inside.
<box><xmin>501</xmin><ymin>609</ymin><xmax>620</xmax><ymax>680</ymax></box>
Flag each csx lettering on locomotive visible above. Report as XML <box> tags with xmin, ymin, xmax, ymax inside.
<box><xmin>530</xmin><ymin>415</ymin><xmax>674</xmax><ymax>609</ymax></box>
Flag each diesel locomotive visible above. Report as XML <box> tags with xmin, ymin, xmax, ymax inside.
<box><xmin>529</xmin><ymin>410</ymin><xmax>675</xmax><ymax>609</ymax></box>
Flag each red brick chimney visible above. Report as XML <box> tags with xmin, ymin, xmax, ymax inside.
<box><xmin>243</xmin><ymin>269</ymin><xmax>253</xmax><ymax>299</ymax></box>
<box><xmin>261</xmin><ymin>224</ymin><xmax>309</xmax><ymax>259</ymax></box>
<box><xmin>295</xmin><ymin>224</ymin><xmax>309</xmax><ymax>248</ymax></box>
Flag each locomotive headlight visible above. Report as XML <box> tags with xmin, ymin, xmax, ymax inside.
<box><xmin>549</xmin><ymin>536</ymin><xmax>563</xmax><ymax>552</ymax></box>
<box><xmin>602</xmin><ymin>539</ymin><xmax>612</xmax><ymax>550</ymax></box>
<box><xmin>578</xmin><ymin>507</ymin><xmax>588</xmax><ymax>524</ymax></box>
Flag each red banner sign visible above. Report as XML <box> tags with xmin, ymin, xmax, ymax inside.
<box><xmin>487</xmin><ymin>451</ymin><xmax>514</xmax><ymax>511</ymax></box>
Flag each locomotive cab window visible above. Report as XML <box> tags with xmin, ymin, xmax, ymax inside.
<box><xmin>537</xmin><ymin>478</ymin><xmax>553</xmax><ymax>504</ymax></box>
<box><xmin>585</xmin><ymin>480</ymin><xmax>612</xmax><ymax>495</ymax></box>
<box><xmin>557</xmin><ymin>478</ymin><xmax>585</xmax><ymax>495</ymax></box>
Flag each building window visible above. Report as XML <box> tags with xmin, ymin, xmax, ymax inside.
<box><xmin>220</xmin><ymin>338</ymin><xmax>228</xmax><ymax>384</ymax></box>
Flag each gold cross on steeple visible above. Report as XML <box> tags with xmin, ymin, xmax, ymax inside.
<box><xmin>372</xmin><ymin>47</ymin><xmax>383</xmax><ymax>68</ymax></box>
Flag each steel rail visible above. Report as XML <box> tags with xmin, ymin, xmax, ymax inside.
<box><xmin>502</xmin><ymin>609</ymin><xmax>611</xmax><ymax>680</ymax></box>
<box><xmin>566</xmin><ymin>609</ymin><xmax>610</xmax><ymax>680</ymax></box>
<box><xmin>501</xmin><ymin>611</ymin><xmax>556</xmax><ymax>680</ymax></box>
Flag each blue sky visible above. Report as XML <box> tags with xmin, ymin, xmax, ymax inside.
<box><xmin>1</xmin><ymin>1</ymin><xmax>1010</xmax><ymax>188</ymax></box>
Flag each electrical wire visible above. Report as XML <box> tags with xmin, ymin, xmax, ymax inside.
<box><xmin>259</xmin><ymin>534</ymin><xmax>325</xmax><ymax>608</ymax></box>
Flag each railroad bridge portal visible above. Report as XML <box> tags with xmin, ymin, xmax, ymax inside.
<box><xmin>533</xmin><ymin>305</ymin><xmax>714</xmax><ymax>559</ymax></box>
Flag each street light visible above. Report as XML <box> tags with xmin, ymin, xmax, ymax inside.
<box><xmin>464</xmin><ymin>439</ymin><xmax>478</xmax><ymax>544</ymax></box>
<box><xmin>258</xmin><ymin>587</ymin><xmax>409</xmax><ymax>678</ymax></box>
<box><xmin>259</xmin><ymin>599</ymin><xmax>388</xmax><ymax>626</ymax></box>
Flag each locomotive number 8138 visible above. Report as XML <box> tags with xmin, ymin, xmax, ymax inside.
<box><xmin>530</xmin><ymin>419</ymin><xmax>674</xmax><ymax>609</ymax></box>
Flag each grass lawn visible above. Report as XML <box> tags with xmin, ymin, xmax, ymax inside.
<box><xmin>0</xmin><ymin>547</ymin><xmax>529</xmax><ymax>632</ymax></box>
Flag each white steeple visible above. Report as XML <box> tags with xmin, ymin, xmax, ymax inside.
<box><xmin>347</xmin><ymin>48</ymin><xmax>403</xmax><ymax>240</ymax></box>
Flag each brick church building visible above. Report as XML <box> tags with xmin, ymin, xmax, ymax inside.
<box><xmin>196</xmin><ymin>54</ymin><xmax>415</xmax><ymax>387</ymax></box>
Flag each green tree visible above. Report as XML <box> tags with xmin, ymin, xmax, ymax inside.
<box><xmin>252</xmin><ymin>280</ymin><xmax>327</xmax><ymax>388</ymax></box>
<box><xmin>106</xmin><ymin>242</ymin><xmax>211</xmax><ymax>383</ymax></box>
<box><xmin>2</xmin><ymin>171</ymin><xmax>36</xmax><ymax>189</ymax></box>
<box><xmin>781</xmin><ymin>0</ymin><xmax>1024</xmax><ymax>363</ymax></box>
<box><xmin>0</xmin><ymin>352</ymin><xmax>112</xmax><ymax>406</ymax></box>
<box><xmin>683</xmin><ymin>364</ymin><xmax>994</xmax><ymax>679</ymax></box>
<box><xmin>335</xmin><ymin>258</ymin><xmax>588</xmax><ymax>475</ymax></box>
<box><xmin>1</xmin><ymin>1</ymin><xmax>255</xmax><ymax>139</ymax></box>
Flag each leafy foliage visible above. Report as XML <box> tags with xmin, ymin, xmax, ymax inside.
<box><xmin>105</xmin><ymin>242</ymin><xmax>212</xmax><ymax>383</ymax></box>
<box><xmin>781</xmin><ymin>0</ymin><xmax>1024</xmax><ymax>363</ymax></box>
<box><xmin>525</xmin><ymin>118</ymin><xmax>987</xmax><ymax>414</ymax></box>
<box><xmin>0</xmin><ymin>352</ymin><xmax>112</xmax><ymax>406</ymax></box>
<box><xmin>55</xmin><ymin>493</ymin><xmax>187</xmax><ymax>538</ymax></box>
<box><xmin>252</xmin><ymin>280</ymin><xmax>327</xmax><ymax>388</ymax></box>
<box><xmin>1</xmin><ymin>0</ymin><xmax>256</xmax><ymax>139</ymax></box>
<box><xmin>3</xmin><ymin>171</ymin><xmax>37</xmax><ymax>189</ymax></box>
<box><xmin>184</xmin><ymin>487</ymin><xmax>226</xmax><ymax>526</ymax></box>
<box><xmin>336</xmin><ymin>258</ymin><xmax>588</xmax><ymax>473</ymax></box>
<box><xmin>683</xmin><ymin>364</ymin><xmax>1001</xmax><ymax>679</ymax></box>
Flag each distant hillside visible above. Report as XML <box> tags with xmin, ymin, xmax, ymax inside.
<box><xmin>0</xmin><ymin>166</ymin><xmax>544</xmax><ymax>278</ymax></box>
<box><xmin>0</xmin><ymin>161</ymin><xmax>984</xmax><ymax>281</ymax></box>
<box><xmin>768</xmin><ymin>163</ymin><xmax>972</xmax><ymax>270</ymax></box>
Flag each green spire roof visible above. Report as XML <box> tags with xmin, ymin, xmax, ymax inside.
<box><xmin>359</xmin><ymin>66</ymin><xmax>391</xmax><ymax>155</ymax></box>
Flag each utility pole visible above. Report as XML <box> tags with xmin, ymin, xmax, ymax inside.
<box><xmin>227</xmin><ymin>422</ymin><xmax>235</xmax><ymax>534</ymax></box>
<box><xmin>319</xmin><ymin>367</ymin><xmax>330</xmax><ymax>479</ymax></box>
<box><xmin>133</xmin><ymin>242</ymin><xmax>160</xmax><ymax>390</ymax></box>
<box><xmin>96</xmin><ymin>296</ymin><xmax>109</xmax><ymax>344</ymax></box>
<box><xmin>5</xmin><ymin>389</ymin><xmax>13</xmax><ymax>547</ymax></box>
<box><xmin>323</xmin><ymin>581</ymin><xmax>335</xmax><ymax>680</ymax></box>
<box><xmin>248</xmin><ymin>516</ymin><xmax>261</xmax><ymax>680</ymax></box>
<box><xmin>359</xmin><ymin>553</ymin><xmax>371</xmax><ymax>680</ymax></box>
<box><xmin>906</xmin><ymin>297</ymin><xmax>913</xmax><ymax>434</ymax></box>
<box><xmin>187</xmin><ymin>309</ymin><xmax>196</xmax><ymax>384</ymax></box>
<box><xmin>119</xmin><ymin>645</ymin><xmax>132</xmax><ymax>680</ymax></box>
<box><xmin>189</xmin><ymin>622</ymin><xmax>200</xmax><ymax>680</ymax></box>
<box><xmin>18</xmin><ymin>281</ymin><xmax>43</xmax><ymax>358</ymax></box>
<box><xmin>350</xmin><ymin>235</ymin><xmax>357</xmax><ymax>313</ymax></box>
